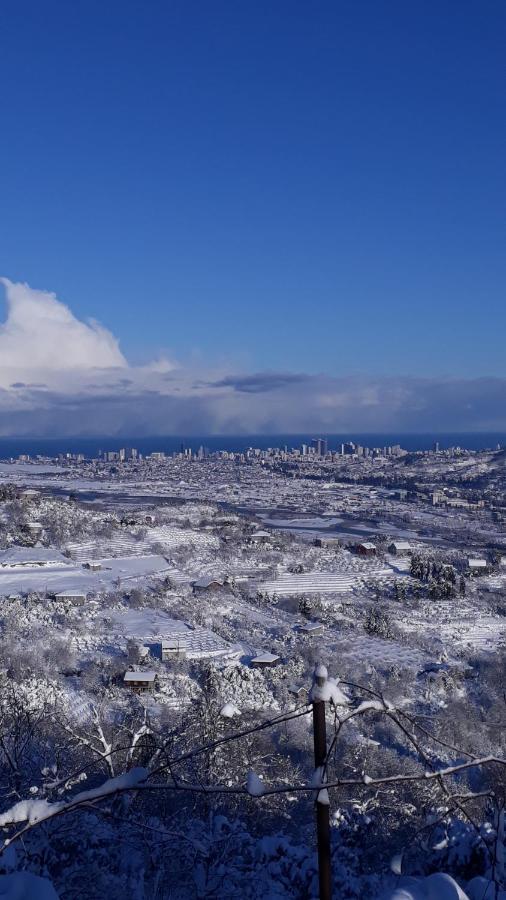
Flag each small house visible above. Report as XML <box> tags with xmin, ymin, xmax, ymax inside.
<box><xmin>249</xmin><ymin>531</ymin><xmax>271</xmax><ymax>544</ymax></box>
<box><xmin>23</xmin><ymin>522</ymin><xmax>43</xmax><ymax>539</ymax></box>
<box><xmin>193</xmin><ymin>576</ymin><xmax>224</xmax><ymax>593</ymax></box>
<box><xmin>356</xmin><ymin>542</ymin><xmax>377</xmax><ymax>557</ymax></box>
<box><xmin>467</xmin><ymin>558</ymin><xmax>488</xmax><ymax>575</ymax></box>
<box><xmin>388</xmin><ymin>541</ymin><xmax>411</xmax><ymax>556</ymax></box>
<box><xmin>54</xmin><ymin>591</ymin><xmax>87</xmax><ymax>605</ymax></box>
<box><xmin>251</xmin><ymin>651</ymin><xmax>280</xmax><ymax>669</ymax></box>
<box><xmin>161</xmin><ymin>639</ymin><xmax>186</xmax><ymax>661</ymax></box>
<box><xmin>83</xmin><ymin>561</ymin><xmax>102</xmax><ymax>572</ymax></box>
<box><xmin>20</xmin><ymin>490</ymin><xmax>40</xmax><ymax>502</ymax></box>
<box><xmin>299</xmin><ymin>622</ymin><xmax>325</xmax><ymax>637</ymax></box>
<box><xmin>288</xmin><ymin>683</ymin><xmax>307</xmax><ymax>698</ymax></box>
<box><xmin>123</xmin><ymin>671</ymin><xmax>157</xmax><ymax>693</ymax></box>
<box><xmin>314</xmin><ymin>536</ymin><xmax>340</xmax><ymax>548</ymax></box>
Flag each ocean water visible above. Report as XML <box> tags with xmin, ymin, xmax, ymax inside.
<box><xmin>0</xmin><ymin>433</ymin><xmax>504</xmax><ymax>459</ymax></box>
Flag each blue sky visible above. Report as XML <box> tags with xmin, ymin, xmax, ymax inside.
<box><xmin>1</xmin><ymin>0</ymin><xmax>505</xmax><ymax>379</ymax></box>
<box><xmin>0</xmin><ymin>3</ymin><xmax>506</xmax><ymax>436</ymax></box>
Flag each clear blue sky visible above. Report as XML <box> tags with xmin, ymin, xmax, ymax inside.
<box><xmin>1</xmin><ymin>0</ymin><xmax>505</xmax><ymax>377</ymax></box>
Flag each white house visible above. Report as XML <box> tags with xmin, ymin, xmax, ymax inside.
<box><xmin>249</xmin><ymin>531</ymin><xmax>271</xmax><ymax>544</ymax></box>
<box><xmin>299</xmin><ymin>622</ymin><xmax>325</xmax><ymax>637</ymax></box>
<box><xmin>467</xmin><ymin>558</ymin><xmax>488</xmax><ymax>574</ymax></box>
<box><xmin>161</xmin><ymin>638</ymin><xmax>186</xmax><ymax>660</ymax></box>
<box><xmin>251</xmin><ymin>651</ymin><xmax>280</xmax><ymax>668</ymax></box>
<box><xmin>54</xmin><ymin>590</ymin><xmax>87</xmax><ymax>605</ymax></box>
<box><xmin>388</xmin><ymin>541</ymin><xmax>412</xmax><ymax>556</ymax></box>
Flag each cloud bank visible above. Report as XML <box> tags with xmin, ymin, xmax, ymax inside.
<box><xmin>0</xmin><ymin>278</ymin><xmax>505</xmax><ymax>437</ymax></box>
<box><xmin>0</xmin><ymin>278</ymin><xmax>126</xmax><ymax>375</ymax></box>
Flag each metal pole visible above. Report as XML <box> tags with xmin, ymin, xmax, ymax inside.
<box><xmin>313</xmin><ymin>698</ymin><xmax>332</xmax><ymax>900</ymax></box>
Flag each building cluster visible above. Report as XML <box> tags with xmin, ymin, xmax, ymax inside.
<box><xmin>198</xmin><ymin>440</ymin><xmax>407</xmax><ymax>463</ymax></box>
<box><xmin>14</xmin><ymin>440</ymin><xmax>408</xmax><ymax>466</ymax></box>
<box><xmin>99</xmin><ymin>448</ymin><xmax>140</xmax><ymax>462</ymax></box>
<box><xmin>11</xmin><ymin>438</ymin><xmax>502</xmax><ymax>470</ymax></box>
<box><xmin>432</xmin><ymin>490</ymin><xmax>486</xmax><ymax>510</ymax></box>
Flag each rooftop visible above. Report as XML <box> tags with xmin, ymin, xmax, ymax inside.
<box><xmin>123</xmin><ymin>671</ymin><xmax>156</xmax><ymax>683</ymax></box>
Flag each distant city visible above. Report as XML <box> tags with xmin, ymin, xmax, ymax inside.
<box><xmin>8</xmin><ymin>435</ymin><xmax>504</xmax><ymax>466</ymax></box>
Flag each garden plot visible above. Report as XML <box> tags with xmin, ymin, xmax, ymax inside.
<box><xmin>429</xmin><ymin>616</ymin><xmax>506</xmax><ymax>654</ymax></box>
<box><xmin>65</xmin><ymin>534</ymin><xmax>153</xmax><ymax>561</ymax></box>
<box><xmin>147</xmin><ymin>526</ymin><xmax>219</xmax><ymax>550</ymax></box>
<box><xmin>398</xmin><ymin>603</ymin><xmax>506</xmax><ymax>655</ymax></box>
<box><xmin>260</xmin><ymin>515</ymin><xmax>344</xmax><ymax>530</ymax></box>
<box><xmin>103</xmin><ymin>608</ymin><xmax>235</xmax><ymax>659</ymax></box>
<box><xmin>334</xmin><ymin>633</ymin><xmax>429</xmax><ymax>671</ymax></box>
<box><xmin>258</xmin><ymin>562</ymin><xmax>399</xmax><ymax>596</ymax></box>
<box><xmin>160</xmin><ymin>627</ymin><xmax>237</xmax><ymax>660</ymax></box>
<box><xmin>481</xmin><ymin>573</ymin><xmax>506</xmax><ymax>590</ymax></box>
<box><xmin>95</xmin><ymin>555</ymin><xmax>174</xmax><ymax>585</ymax></box>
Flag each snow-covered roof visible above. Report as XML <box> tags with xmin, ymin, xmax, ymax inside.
<box><xmin>468</xmin><ymin>558</ymin><xmax>487</xmax><ymax>568</ymax></box>
<box><xmin>288</xmin><ymin>683</ymin><xmax>306</xmax><ymax>695</ymax></box>
<box><xmin>55</xmin><ymin>590</ymin><xmax>87</xmax><ymax>599</ymax></box>
<box><xmin>359</xmin><ymin>541</ymin><xmax>376</xmax><ymax>550</ymax></box>
<box><xmin>251</xmin><ymin>651</ymin><xmax>280</xmax><ymax>664</ymax></box>
<box><xmin>123</xmin><ymin>671</ymin><xmax>156</xmax><ymax>683</ymax></box>
<box><xmin>161</xmin><ymin>638</ymin><xmax>184</xmax><ymax>650</ymax></box>
<box><xmin>300</xmin><ymin>622</ymin><xmax>324</xmax><ymax>633</ymax></box>
<box><xmin>193</xmin><ymin>576</ymin><xmax>224</xmax><ymax>588</ymax></box>
<box><xmin>389</xmin><ymin>541</ymin><xmax>411</xmax><ymax>550</ymax></box>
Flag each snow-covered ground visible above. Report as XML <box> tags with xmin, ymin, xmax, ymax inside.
<box><xmin>1</xmin><ymin>449</ymin><xmax>505</xmax><ymax>898</ymax></box>
<box><xmin>0</xmin><ymin>554</ymin><xmax>173</xmax><ymax>596</ymax></box>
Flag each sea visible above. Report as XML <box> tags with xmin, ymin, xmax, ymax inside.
<box><xmin>0</xmin><ymin>433</ymin><xmax>504</xmax><ymax>460</ymax></box>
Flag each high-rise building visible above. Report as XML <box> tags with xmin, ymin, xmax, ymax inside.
<box><xmin>312</xmin><ymin>438</ymin><xmax>328</xmax><ymax>456</ymax></box>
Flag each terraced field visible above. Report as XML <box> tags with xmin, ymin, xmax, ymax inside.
<box><xmin>65</xmin><ymin>534</ymin><xmax>152</xmax><ymax>561</ymax></box>
<box><xmin>147</xmin><ymin>526</ymin><xmax>219</xmax><ymax>550</ymax></box>
<box><xmin>258</xmin><ymin>559</ymin><xmax>400</xmax><ymax>595</ymax></box>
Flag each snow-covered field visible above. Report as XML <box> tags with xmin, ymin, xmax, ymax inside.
<box><xmin>1</xmin><ymin>449</ymin><xmax>505</xmax><ymax>898</ymax></box>
<box><xmin>258</xmin><ymin>553</ymin><xmax>403</xmax><ymax>596</ymax></box>
<box><xmin>0</xmin><ymin>554</ymin><xmax>173</xmax><ymax>596</ymax></box>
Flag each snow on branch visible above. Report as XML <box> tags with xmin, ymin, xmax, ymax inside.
<box><xmin>0</xmin><ymin>679</ymin><xmax>504</xmax><ymax>855</ymax></box>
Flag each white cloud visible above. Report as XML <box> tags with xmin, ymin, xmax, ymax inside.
<box><xmin>0</xmin><ymin>278</ymin><xmax>505</xmax><ymax>436</ymax></box>
<box><xmin>0</xmin><ymin>278</ymin><xmax>127</xmax><ymax>381</ymax></box>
